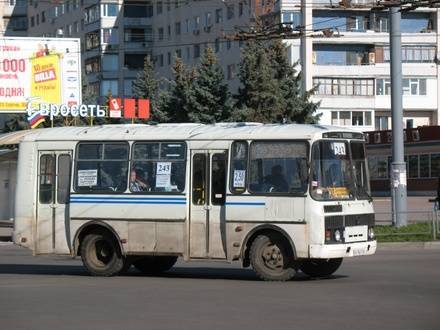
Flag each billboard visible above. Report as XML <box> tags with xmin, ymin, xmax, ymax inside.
<box><xmin>0</xmin><ymin>37</ymin><xmax>81</xmax><ymax>113</ymax></box>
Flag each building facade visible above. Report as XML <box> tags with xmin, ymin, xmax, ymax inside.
<box><xmin>25</xmin><ymin>1</ymin><xmax>440</xmax><ymax>132</ymax></box>
<box><xmin>1</xmin><ymin>0</ymin><xmax>27</xmax><ymax>37</ymax></box>
<box><xmin>267</xmin><ymin>0</ymin><xmax>440</xmax><ymax>131</ymax></box>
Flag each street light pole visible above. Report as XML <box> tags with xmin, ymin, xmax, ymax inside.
<box><xmin>389</xmin><ymin>6</ymin><xmax>407</xmax><ymax>227</ymax></box>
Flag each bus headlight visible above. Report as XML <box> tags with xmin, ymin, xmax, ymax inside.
<box><xmin>334</xmin><ymin>229</ymin><xmax>342</xmax><ymax>242</ymax></box>
<box><xmin>368</xmin><ymin>227</ymin><xmax>375</xmax><ymax>240</ymax></box>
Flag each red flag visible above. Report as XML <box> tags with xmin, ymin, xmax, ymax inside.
<box><xmin>138</xmin><ymin>99</ymin><xmax>150</xmax><ymax>119</ymax></box>
<box><xmin>124</xmin><ymin>98</ymin><xmax>136</xmax><ymax>119</ymax></box>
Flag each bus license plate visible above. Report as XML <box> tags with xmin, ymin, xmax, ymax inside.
<box><xmin>353</xmin><ymin>246</ymin><xmax>367</xmax><ymax>256</ymax></box>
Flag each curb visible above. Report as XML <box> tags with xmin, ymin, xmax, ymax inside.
<box><xmin>378</xmin><ymin>241</ymin><xmax>440</xmax><ymax>250</ymax></box>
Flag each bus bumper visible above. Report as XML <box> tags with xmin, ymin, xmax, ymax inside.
<box><xmin>309</xmin><ymin>240</ymin><xmax>377</xmax><ymax>259</ymax></box>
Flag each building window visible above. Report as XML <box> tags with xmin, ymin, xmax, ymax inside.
<box><xmin>157</xmin><ymin>1</ymin><xmax>162</xmax><ymax>14</ymax></box>
<box><xmin>205</xmin><ymin>12</ymin><xmax>212</xmax><ymax>29</ymax></box>
<box><xmin>125</xmin><ymin>27</ymin><xmax>152</xmax><ymax>42</ymax></box>
<box><xmin>383</xmin><ymin>46</ymin><xmax>436</xmax><ymax>63</ymax></box>
<box><xmin>85</xmin><ymin>57</ymin><xmax>101</xmax><ymax>74</ymax></box>
<box><xmin>158</xmin><ymin>54</ymin><xmax>164</xmax><ymax>67</ymax></box>
<box><xmin>215</xmin><ymin>8</ymin><xmax>223</xmax><ymax>23</ymax></box>
<box><xmin>227</xmin><ymin>64</ymin><xmax>236</xmax><ymax>80</ymax></box>
<box><xmin>175</xmin><ymin>22</ymin><xmax>181</xmax><ymax>35</ymax></box>
<box><xmin>102</xmin><ymin>54</ymin><xmax>118</xmax><ymax>71</ymax></box>
<box><xmin>102</xmin><ymin>28</ymin><xmax>118</xmax><ymax>44</ymax></box>
<box><xmin>158</xmin><ymin>27</ymin><xmax>164</xmax><ymax>40</ymax></box>
<box><xmin>102</xmin><ymin>3</ymin><xmax>119</xmax><ymax>17</ymax></box>
<box><xmin>175</xmin><ymin>49</ymin><xmax>182</xmax><ymax>59</ymax></box>
<box><xmin>227</xmin><ymin>39</ymin><xmax>231</xmax><ymax>50</ymax></box>
<box><xmin>376</xmin><ymin>78</ymin><xmax>427</xmax><ymax>96</ymax></box>
<box><xmin>314</xmin><ymin>44</ymin><xmax>373</xmax><ymax>66</ymax></box>
<box><xmin>227</xmin><ymin>4</ymin><xmax>234</xmax><ymax>20</ymax></box>
<box><xmin>124</xmin><ymin>79</ymin><xmax>134</xmax><ymax>97</ymax></box>
<box><xmin>313</xmin><ymin>78</ymin><xmax>374</xmax><ymax>96</ymax></box>
<box><xmin>282</xmin><ymin>11</ymin><xmax>301</xmax><ymax>28</ymax></box>
<box><xmin>193</xmin><ymin>16</ymin><xmax>200</xmax><ymax>32</ymax></box>
<box><xmin>194</xmin><ymin>44</ymin><xmax>200</xmax><ymax>58</ymax></box>
<box><xmin>30</xmin><ymin>16</ymin><xmax>34</xmax><ymax>27</ymax></box>
<box><xmin>375</xmin><ymin>116</ymin><xmax>389</xmax><ymax>130</ymax></box>
<box><xmin>85</xmin><ymin>31</ymin><xmax>100</xmax><ymax>50</ymax></box>
<box><xmin>125</xmin><ymin>54</ymin><xmax>148</xmax><ymax>70</ymax></box>
<box><xmin>186</xmin><ymin>47</ymin><xmax>190</xmax><ymax>60</ymax></box>
<box><xmin>101</xmin><ymin>80</ymin><xmax>118</xmax><ymax>97</ymax></box>
<box><xmin>167</xmin><ymin>52</ymin><xmax>171</xmax><ymax>65</ymax></box>
<box><xmin>431</xmin><ymin>154</ymin><xmax>440</xmax><ymax>177</ymax></box>
<box><xmin>167</xmin><ymin>24</ymin><xmax>171</xmax><ymax>38</ymax></box>
<box><xmin>85</xmin><ymin>5</ymin><xmax>100</xmax><ymax>24</ymax></box>
<box><xmin>215</xmin><ymin>38</ymin><xmax>220</xmax><ymax>53</ymax></box>
<box><xmin>124</xmin><ymin>1</ymin><xmax>153</xmax><ymax>18</ymax></box>
<box><xmin>239</xmin><ymin>2</ymin><xmax>244</xmax><ymax>17</ymax></box>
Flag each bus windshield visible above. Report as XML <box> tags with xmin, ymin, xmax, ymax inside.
<box><xmin>311</xmin><ymin>140</ymin><xmax>369</xmax><ymax>201</ymax></box>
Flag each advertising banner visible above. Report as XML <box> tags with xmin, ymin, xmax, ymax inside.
<box><xmin>0</xmin><ymin>37</ymin><xmax>81</xmax><ymax>113</ymax></box>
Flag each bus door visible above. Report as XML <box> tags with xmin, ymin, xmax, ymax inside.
<box><xmin>36</xmin><ymin>151</ymin><xmax>72</xmax><ymax>254</ymax></box>
<box><xmin>190</xmin><ymin>150</ymin><xmax>228</xmax><ymax>259</ymax></box>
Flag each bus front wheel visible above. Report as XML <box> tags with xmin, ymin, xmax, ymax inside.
<box><xmin>300</xmin><ymin>258</ymin><xmax>343</xmax><ymax>278</ymax></box>
<box><xmin>250</xmin><ymin>233</ymin><xmax>297</xmax><ymax>281</ymax></box>
<box><xmin>133</xmin><ymin>256</ymin><xmax>178</xmax><ymax>275</ymax></box>
<box><xmin>80</xmin><ymin>231</ymin><xmax>125</xmax><ymax>276</ymax></box>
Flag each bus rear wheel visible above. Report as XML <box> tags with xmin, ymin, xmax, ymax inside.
<box><xmin>133</xmin><ymin>256</ymin><xmax>178</xmax><ymax>275</ymax></box>
<box><xmin>80</xmin><ymin>231</ymin><xmax>124</xmax><ymax>277</ymax></box>
<box><xmin>300</xmin><ymin>258</ymin><xmax>343</xmax><ymax>278</ymax></box>
<box><xmin>250</xmin><ymin>233</ymin><xmax>297</xmax><ymax>281</ymax></box>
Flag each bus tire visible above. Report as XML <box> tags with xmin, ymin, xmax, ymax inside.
<box><xmin>250</xmin><ymin>233</ymin><xmax>296</xmax><ymax>281</ymax></box>
<box><xmin>300</xmin><ymin>258</ymin><xmax>343</xmax><ymax>278</ymax></box>
<box><xmin>80</xmin><ymin>231</ymin><xmax>125</xmax><ymax>277</ymax></box>
<box><xmin>133</xmin><ymin>256</ymin><xmax>178</xmax><ymax>275</ymax></box>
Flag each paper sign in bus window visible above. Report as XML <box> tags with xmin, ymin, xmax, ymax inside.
<box><xmin>332</xmin><ymin>142</ymin><xmax>346</xmax><ymax>156</ymax></box>
<box><xmin>233</xmin><ymin>170</ymin><xmax>246</xmax><ymax>187</ymax></box>
<box><xmin>156</xmin><ymin>162</ymin><xmax>171</xmax><ymax>188</ymax></box>
<box><xmin>78</xmin><ymin>169</ymin><xmax>98</xmax><ymax>186</ymax></box>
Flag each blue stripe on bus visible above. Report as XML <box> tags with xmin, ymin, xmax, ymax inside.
<box><xmin>70</xmin><ymin>200</ymin><xmax>186</xmax><ymax>205</ymax></box>
<box><xmin>225</xmin><ymin>202</ymin><xmax>265</xmax><ymax>206</ymax></box>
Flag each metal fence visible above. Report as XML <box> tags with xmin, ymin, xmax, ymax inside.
<box><xmin>374</xmin><ymin>210</ymin><xmax>440</xmax><ymax>241</ymax></box>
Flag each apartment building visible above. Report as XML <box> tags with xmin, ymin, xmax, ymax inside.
<box><xmin>1</xmin><ymin>0</ymin><xmax>27</xmax><ymax>37</ymax></box>
<box><xmin>272</xmin><ymin>0</ymin><xmax>440</xmax><ymax>131</ymax></box>
<box><xmin>25</xmin><ymin>1</ymin><xmax>440</xmax><ymax>132</ymax></box>
<box><xmin>26</xmin><ymin>0</ymin><xmax>252</xmax><ymax>99</ymax></box>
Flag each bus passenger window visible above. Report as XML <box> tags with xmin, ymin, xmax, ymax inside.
<box><xmin>131</xmin><ymin>142</ymin><xmax>186</xmax><ymax>193</ymax></box>
<box><xmin>249</xmin><ymin>141</ymin><xmax>308</xmax><ymax>195</ymax></box>
<box><xmin>192</xmin><ymin>154</ymin><xmax>206</xmax><ymax>205</ymax></box>
<box><xmin>75</xmin><ymin>143</ymin><xmax>129</xmax><ymax>193</ymax></box>
<box><xmin>230</xmin><ymin>141</ymin><xmax>248</xmax><ymax>194</ymax></box>
<box><xmin>39</xmin><ymin>154</ymin><xmax>55</xmax><ymax>204</ymax></box>
<box><xmin>212</xmin><ymin>153</ymin><xmax>227</xmax><ymax>205</ymax></box>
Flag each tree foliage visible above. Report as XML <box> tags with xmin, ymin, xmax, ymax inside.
<box><xmin>186</xmin><ymin>47</ymin><xmax>233</xmax><ymax>123</ymax></box>
<box><xmin>132</xmin><ymin>56</ymin><xmax>169</xmax><ymax>123</ymax></box>
<box><xmin>235</xmin><ymin>38</ymin><xmax>320</xmax><ymax>124</ymax></box>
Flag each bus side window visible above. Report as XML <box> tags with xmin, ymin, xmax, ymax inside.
<box><xmin>230</xmin><ymin>141</ymin><xmax>248</xmax><ymax>194</ymax></box>
<box><xmin>39</xmin><ymin>154</ymin><xmax>55</xmax><ymax>204</ymax></box>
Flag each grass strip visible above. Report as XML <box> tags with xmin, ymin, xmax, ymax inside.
<box><xmin>374</xmin><ymin>222</ymin><xmax>436</xmax><ymax>242</ymax></box>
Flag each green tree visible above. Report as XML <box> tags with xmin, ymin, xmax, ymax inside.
<box><xmin>269</xmin><ymin>40</ymin><xmax>320</xmax><ymax>124</ymax></box>
<box><xmin>235</xmin><ymin>37</ymin><xmax>319</xmax><ymax>124</ymax></box>
<box><xmin>162</xmin><ymin>57</ymin><xmax>195</xmax><ymax>123</ymax></box>
<box><xmin>187</xmin><ymin>47</ymin><xmax>233</xmax><ymax>123</ymax></box>
<box><xmin>234</xmin><ymin>39</ymin><xmax>282</xmax><ymax>122</ymax></box>
<box><xmin>132</xmin><ymin>56</ymin><xmax>168</xmax><ymax>123</ymax></box>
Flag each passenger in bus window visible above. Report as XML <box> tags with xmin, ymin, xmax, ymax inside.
<box><xmin>264</xmin><ymin>165</ymin><xmax>288</xmax><ymax>192</ymax></box>
<box><xmin>130</xmin><ymin>169</ymin><xmax>150</xmax><ymax>192</ymax></box>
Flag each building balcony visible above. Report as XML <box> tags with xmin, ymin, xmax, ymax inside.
<box><xmin>123</xmin><ymin>17</ymin><xmax>153</xmax><ymax>27</ymax></box>
<box><xmin>124</xmin><ymin>41</ymin><xmax>153</xmax><ymax>51</ymax></box>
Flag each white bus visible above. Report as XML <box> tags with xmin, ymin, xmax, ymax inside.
<box><xmin>13</xmin><ymin>123</ymin><xmax>376</xmax><ymax>281</ymax></box>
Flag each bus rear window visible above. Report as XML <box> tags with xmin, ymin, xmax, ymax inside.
<box><xmin>75</xmin><ymin>142</ymin><xmax>129</xmax><ymax>193</ymax></box>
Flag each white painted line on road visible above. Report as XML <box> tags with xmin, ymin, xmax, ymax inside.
<box><xmin>0</xmin><ymin>241</ymin><xmax>13</xmax><ymax>245</ymax></box>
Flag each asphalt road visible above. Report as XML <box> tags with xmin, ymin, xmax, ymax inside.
<box><xmin>0</xmin><ymin>243</ymin><xmax>439</xmax><ymax>330</ymax></box>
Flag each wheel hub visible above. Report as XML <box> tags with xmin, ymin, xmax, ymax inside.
<box><xmin>262</xmin><ymin>244</ymin><xmax>283</xmax><ymax>270</ymax></box>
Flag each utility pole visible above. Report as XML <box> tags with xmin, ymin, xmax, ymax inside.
<box><xmin>389</xmin><ymin>5</ymin><xmax>407</xmax><ymax>227</ymax></box>
<box><xmin>300</xmin><ymin>0</ymin><xmax>313</xmax><ymax>93</ymax></box>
